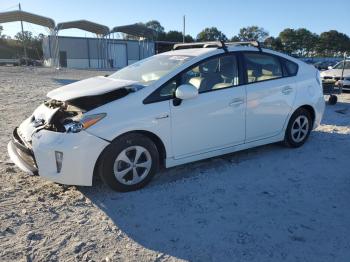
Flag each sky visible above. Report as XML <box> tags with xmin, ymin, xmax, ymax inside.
<box><xmin>1</xmin><ymin>0</ymin><xmax>350</xmax><ymax>39</ymax></box>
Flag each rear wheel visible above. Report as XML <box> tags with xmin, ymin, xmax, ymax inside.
<box><xmin>284</xmin><ymin>108</ymin><xmax>312</xmax><ymax>148</ymax></box>
<box><xmin>98</xmin><ymin>134</ymin><xmax>159</xmax><ymax>192</ymax></box>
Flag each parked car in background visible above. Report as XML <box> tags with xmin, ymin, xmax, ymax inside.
<box><xmin>313</xmin><ymin>61</ymin><xmax>337</xmax><ymax>71</ymax></box>
<box><xmin>8</xmin><ymin>41</ymin><xmax>325</xmax><ymax>192</ymax></box>
<box><xmin>320</xmin><ymin>60</ymin><xmax>350</xmax><ymax>90</ymax></box>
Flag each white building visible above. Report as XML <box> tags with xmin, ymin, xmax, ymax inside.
<box><xmin>42</xmin><ymin>35</ymin><xmax>155</xmax><ymax>69</ymax></box>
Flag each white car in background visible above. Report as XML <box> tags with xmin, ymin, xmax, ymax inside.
<box><xmin>320</xmin><ymin>60</ymin><xmax>350</xmax><ymax>90</ymax></box>
<box><xmin>8</xmin><ymin>41</ymin><xmax>325</xmax><ymax>192</ymax></box>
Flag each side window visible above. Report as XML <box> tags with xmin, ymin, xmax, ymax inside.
<box><xmin>145</xmin><ymin>54</ymin><xmax>240</xmax><ymax>104</ymax></box>
<box><xmin>283</xmin><ymin>59</ymin><xmax>298</xmax><ymax>76</ymax></box>
<box><xmin>179</xmin><ymin>54</ymin><xmax>239</xmax><ymax>93</ymax></box>
<box><xmin>243</xmin><ymin>53</ymin><xmax>282</xmax><ymax>83</ymax></box>
<box><xmin>159</xmin><ymin>79</ymin><xmax>177</xmax><ymax>97</ymax></box>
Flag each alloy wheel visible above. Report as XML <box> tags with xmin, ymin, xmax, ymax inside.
<box><xmin>291</xmin><ymin>115</ymin><xmax>309</xmax><ymax>143</ymax></box>
<box><xmin>113</xmin><ymin>146</ymin><xmax>152</xmax><ymax>185</ymax></box>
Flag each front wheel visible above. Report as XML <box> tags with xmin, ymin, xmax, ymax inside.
<box><xmin>284</xmin><ymin>108</ymin><xmax>312</xmax><ymax>148</ymax></box>
<box><xmin>98</xmin><ymin>134</ymin><xmax>159</xmax><ymax>192</ymax></box>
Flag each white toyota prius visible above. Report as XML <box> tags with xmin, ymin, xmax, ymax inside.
<box><xmin>8</xmin><ymin>41</ymin><xmax>325</xmax><ymax>192</ymax></box>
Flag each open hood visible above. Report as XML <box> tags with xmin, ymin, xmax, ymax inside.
<box><xmin>47</xmin><ymin>76</ymin><xmax>139</xmax><ymax>101</ymax></box>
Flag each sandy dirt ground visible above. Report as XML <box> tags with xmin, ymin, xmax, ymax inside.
<box><xmin>0</xmin><ymin>66</ymin><xmax>350</xmax><ymax>262</ymax></box>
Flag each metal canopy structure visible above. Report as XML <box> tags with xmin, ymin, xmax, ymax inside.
<box><xmin>0</xmin><ymin>10</ymin><xmax>55</xmax><ymax>29</ymax></box>
<box><xmin>0</xmin><ymin>8</ymin><xmax>156</xmax><ymax>68</ymax></box>
<box><xmin>56</xmin><ymin>20</ymin><xmax>109</xmax><ymax>35</ymax></box>
<box><xmin>110</xmin><ymin>23</ymin><xmax>156</xmax><ymax>38</ymax></box>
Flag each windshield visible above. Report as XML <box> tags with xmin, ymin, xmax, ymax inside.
<box><xmin>333</xmin><ymin>60</ymin><xmax>350</xmax><ymax>69</ymax></box>
<box><xmin>109</xmin><ymin>54</ymin><xmax>194</xmax><ymax>86</ymax></box>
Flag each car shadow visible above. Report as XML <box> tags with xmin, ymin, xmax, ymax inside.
<box><xmin>52</xmin><ymin>78</ymin><xmax>78</xmax><ymax>86</ymax></box>
<box><xmin>81</xmin><ymin>130</ymin><xmax>350</xmax><ymax>261</ymax></box>
<box><xmin>321</xmin><ymin>100</ymin><xmax>350</xmax><ymax>127</ymax></box>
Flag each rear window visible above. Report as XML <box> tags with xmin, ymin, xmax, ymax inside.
<box><xmin>283</xmin><ymin>59</ymin><xmax>298</xmax><ymax>76</ymax></box>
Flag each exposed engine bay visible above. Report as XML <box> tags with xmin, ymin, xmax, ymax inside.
<box><xmin>44</xmin><ymin>99</ymin><xmax>84</xmax><ymax>132</ymax></box>
<box><xmin>32</xmin><ymin>87</ymin><xmax>133</xmax><ymax>134</ymax></box>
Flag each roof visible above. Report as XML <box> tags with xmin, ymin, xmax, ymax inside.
<box><xmin>161</xmin><ymin>47</ymin><xmax>217</xmax><ymax>57</ymax></box>
<box><xmin>0</xmin><ymin>10</ymin><xmax>55</xmax><ymax>29</ymax></box>
<box><xmin>110</xmin><ymin>24</ymin><xmax>156</xmax><ymax>38</ymax></box>
<box><xmin>56</xmin><ymin>20</ymin><xmax>109</xmax><ymax>35</ymax></box>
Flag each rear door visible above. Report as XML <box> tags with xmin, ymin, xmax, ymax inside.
<box><xmin>242</xmin><ymin>52</ymin><xmax>297</xmax><ymax>142</ymax></box>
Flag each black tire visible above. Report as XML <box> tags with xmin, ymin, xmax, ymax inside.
<box><xmin>328</xmin><ymin>95</ymin><xmax>337</xmax><ymax>105</ymax></box>
<box><xmin>284</xmin><ymin>108</ymin><xmax>312</xmax><ymax>148</ymax></box>
<box><xmin>98</xmin><ymin>133</ymin><xmax>159</xmax><ymax>192</ymax></box>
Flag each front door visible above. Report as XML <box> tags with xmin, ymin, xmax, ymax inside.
<box><xmin>169</xmin><ymin>53</ymin><xmax>246</xmax><ymax>158</ymax></box>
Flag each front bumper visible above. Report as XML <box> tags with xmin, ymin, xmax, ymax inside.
<box><xmin>8</xmin><ymin>127</ymin><xmax>109</xmax><ymax>186</ymax></box>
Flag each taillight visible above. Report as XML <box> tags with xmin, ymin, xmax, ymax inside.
<box><xmin>315</xmin><ymin>70</ymin><xmax>321</xmax><ymax>86</ymax></box>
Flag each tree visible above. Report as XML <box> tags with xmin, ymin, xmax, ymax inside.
<box><xmin>196</xmin><ymin>27</ymin><xmax>227</xmax><ymax>41</ymax></box>
<box><xmin>15</xmin><ymin>31</ymin><xmax>33</xmax><ymax>45</ymax></box>
<box><xmin>294</xmin><ymin>28</ymin><xmax>318</xmax><ymax>57</ymax></box>
<box><xmin>145</xmin><ymin>20</ymin><xmax>164</xmax><ymax>34</ymax></box>
<box><xmin>164</xmin><ymin>30</ymin><xmax>183</xmax><ymax>42</ymax></box>
<box><xmin>14</xmin><ymin>31</ymin><xmax>44</xmax><ymax>59</ymax></box>
<box><xmin>184</xmin><ymin>34</ymin><xmax>194</xmax><ymax>43</ymax></box>
<box><xmin>143</xmin><ymin>20</ymin><xmax>166</xmax><ymax>40</ymax></box>
<box><xmin>237</xmin><ymin>26</ymin><xmax>269</xmax><ymax>42</ymax></box>
<box><xmin>230</xmin><ymin>35</ymin><xmax>240</xmax><ymax>42</ymax></box>
<box><xmin>279</xmin><ymin>28</ymin><xmax>298</xmax><ymax>55</ymax></box>
<box><xmin>0</xmin><ymin>25</ymin><xmax>3</xmax><ymax>37</ymax></box>
<box><xmin>317</xmin><ymin>30</ymin><xmax>350</xmax><ymax>57</ymax></box>
<box><xmin>264</xmin><ymin>36</ymin><xmax>283</xmax><ymax>51</ymax></box>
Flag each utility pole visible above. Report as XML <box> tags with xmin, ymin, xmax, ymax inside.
<box><xmin>183</xmin><ymin>15</ymin><xmax>185</xmax><ymax>43</ymax></box>
<box><xmin>19</xmin><ymin>3</ymin><xmax>28</xmax><ymax>65</ymax></box>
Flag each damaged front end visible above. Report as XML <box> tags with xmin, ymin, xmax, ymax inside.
<box><xmin>7</xmin><ymin>85</ymin><xmax>133</xmax><ymax>185</ymax></box>
<box><xmin>43</xmin><ymin>99</ymin><xmax>106</xmax><ymax>134</ymax></box>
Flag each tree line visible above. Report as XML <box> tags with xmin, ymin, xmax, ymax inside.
<box><xmin>144</xmin><ymin>20</ymin><xmax>350</xmax><ymax>57</ymax></box>
<box><xmin>1</xmin><ymin>22</ymin><xmax>349</xmax><ymax>59</ymax></box>
<box><xmin>0</xmin><ymin>26</ymin><xmax>44</xmax><ymax>59</ymax></box>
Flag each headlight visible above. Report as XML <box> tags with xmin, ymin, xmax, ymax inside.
<box><xmin>64</xmin><ymin>113</ymin><xmax>106</xmax><ymax>133</ymax></box>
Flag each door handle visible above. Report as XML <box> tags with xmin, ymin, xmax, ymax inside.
<box><xmin>155</xmin><ymin>114</ymin><xmax>169</xmax><ymax>120</ymax></box>
<box><xmin>229</xmin><ymin>98</ymin><xmax>244</xmax><ymax>107</ymax></box>
<box><xmin>282</xmin><ymin>86</ymin><xmax>293</xmax><ymax>95</ymax></box>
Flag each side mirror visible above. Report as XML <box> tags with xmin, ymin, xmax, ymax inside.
<box><xmin>175</xmin><ymin>84</ymin><xmax>198</xmax><ymax>100</ymax></box>
<box><xmin>328</xmin><ymin>66</ymin><xmax>333</xmax><ymax>70</ymax></box>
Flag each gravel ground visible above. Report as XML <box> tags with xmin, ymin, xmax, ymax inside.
<box><xmin>0</xmin><ymin>66</ymin><xmax>350</xmax><ymax>262</ymax></box>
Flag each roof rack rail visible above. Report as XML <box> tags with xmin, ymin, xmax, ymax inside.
<box><xmin>173</xmin><ymin>41</ymin><xmax>262</xmax><ymax>52</ymax></box>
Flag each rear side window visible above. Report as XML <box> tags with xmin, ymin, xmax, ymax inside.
<box><xmin>283</xmin><ymin>59</ymin><xmax>298</xmax><ymax>76</ymax></box>
<box><xmin>243</xmin><ymin>53</ymin><xmax>282</xmax><ymax>83</ymax></box>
